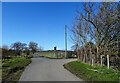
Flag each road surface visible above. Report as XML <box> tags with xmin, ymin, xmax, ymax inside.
<box><xmin>19</xmin><ymin>57</ymin><xmax>82</xmax><ymax>81</ymax></box>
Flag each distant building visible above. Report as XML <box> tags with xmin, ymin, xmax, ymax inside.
<box><xmin>54</xmin><ymin>46</ymin><xmax>57</xmax><ymax>51</ymax></box>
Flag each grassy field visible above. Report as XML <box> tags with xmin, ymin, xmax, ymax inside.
<box><xmin>64</xmin><ymin>60</ymin><xmax>120</xmax><ymax>82</ymax></box>
<box><xmin>2</xmin><ymin>57</ymin><xmax>31</xmax><ymax>82</ymax></box>
<box><xmin>36</xmin><ymin>51</ymin><xmax>65</xmax><ymax>59</ymax></box>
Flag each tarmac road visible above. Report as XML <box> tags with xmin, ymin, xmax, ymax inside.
<box><xmin>19</xmin><ymin>57</ymin><xmax>82</xmax><ymax>81</ymax></box>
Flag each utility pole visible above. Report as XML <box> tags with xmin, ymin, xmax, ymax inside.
<box><xmin>65</xmin><ymin>25</ymin><xmax>67</xmax><ymax>59</ymax></box>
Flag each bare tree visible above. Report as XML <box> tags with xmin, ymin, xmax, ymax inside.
<box><xmin>29</xmin><ymin>42</ymin><xmax>38</xmax><ymax>54</ymax></box>
<box><xmin>11</xmin><ymin>42</ymin><xmax>27</xmax><ymax>56</ymax></box>
<box><xmin>71</xmin><ymin>2</ymin><xmax>120</xmax><ymax>68</ymax></box>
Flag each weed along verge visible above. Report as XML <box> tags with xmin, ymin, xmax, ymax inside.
<box><xmin>2</xmin><ymin>57</ymin><xmax>31</xmax><ymax>82</ymax></box>
<box><xmin>63</xmin><ymin>60</ymin><xmax>120</xmax><ymax>82</ymax></box>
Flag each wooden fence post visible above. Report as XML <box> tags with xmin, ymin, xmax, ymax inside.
<box><xmin>107</xmin><ymin>55</ymin><xmax>109</xmax><ymax>69</ymax></box>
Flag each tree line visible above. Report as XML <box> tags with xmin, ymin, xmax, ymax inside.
<box><xmin>71</xmin><ymin>2</ymin><xmax>120</xmax><ymax>70</ymax></box>
<box><xmin>1</xmin><ymin>41</ymin><xmax>43</xmax><ymax>58</ymax></box>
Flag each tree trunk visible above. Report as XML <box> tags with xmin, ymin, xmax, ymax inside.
<box><xmin>82</xmin><ymin>50</ymin><xmax>84</xmax><ymax>62</ymax></box>
<box><xmin>90</xmin><ymin>48</ymin><xmax>92</xmax><ymax>65</ymax></box>
<box><xmin>80</xmin><ymin>50</ymin><xmax>82</xmax><ymax>61</ymax></box>
<box><xmin>90</xmin><ymin>48</ymin><xmax>94</xmax><ymax>66</ymax></box>
<box><xmin>96</xmin><ymin>46</ymin><xmax>99</xmax><ymax>64</ymax></box>
<box><xmin>83</xmin><ymin>54</ymin><xmax>86</xmax><ymax>63</ymax></box>
<box><xmin>77</xmin><ymin>50</ymin><xmax>79</xmax><ymax>60</ymax></box>
<box><xmin>101</xmin><ymin>55</ymin><xmax>103</xmax><ymax>66</ymax></box>
<box><xmin>91</xmin><ymin>54</ymin><xmax>94</xmax><ymax>66</ymax></box>
<box><xmin>85</xmin><ymin>50</ymin><xmax>87</xmax><ymax>63</ymax></box>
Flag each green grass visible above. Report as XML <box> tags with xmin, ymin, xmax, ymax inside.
<box><xmin>2</xmin><ymin>57</ymin><xmax>31</xmax><ymax>82</ymax></box>
<box><xmin>64</xmin><ymin>61</ymin><xmax>120</xmax><ymax>82</ymax></box>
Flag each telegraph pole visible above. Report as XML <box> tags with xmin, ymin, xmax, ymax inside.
<box><xmin>65</xmin><ymin>25</ymin><xmax>67</xmax><ymax>59</ymax></box>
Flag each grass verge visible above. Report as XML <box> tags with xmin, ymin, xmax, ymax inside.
<box><xmin>63</xmin><ymin>60</ymin><xmax>120</xmax><ymax>82</ymax></box>
<box><xmin>2</xmin><ymin>57</ymin><xmax>31</xmax><ymax>82</ymax></box>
